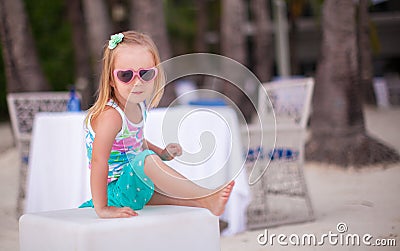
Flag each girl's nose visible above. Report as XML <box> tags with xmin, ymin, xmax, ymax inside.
<box><xmin>132</xmin><ymin>78</ymin><xmax>143</xmax><ymax>86</ymax></box>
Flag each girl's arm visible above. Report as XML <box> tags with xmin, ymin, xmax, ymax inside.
<box><xmin>144</xmin><ymin>139</ymin><xmax>182</xmax><ymax>161</ymax></box>
<box><xmin>143</xmin><ymin>139</ymin><xmax>163</xmax><ymax>156</ymax></box>
<box><xmin>90</xmin><ymin>108</ymin><xmax>137</xmax><ymax>218</ymax></box>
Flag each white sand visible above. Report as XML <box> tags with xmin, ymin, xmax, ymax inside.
<box><xmin>0</xmin><ymin>106</ymin><xmax>399</xmax><ymax>250</ymax></box>
<box><xmin>0</xmin><ymin>123</ymin><xmax>19</xmax><ymax>250</ymax></box>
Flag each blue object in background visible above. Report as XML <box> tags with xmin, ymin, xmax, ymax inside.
<box><xmin>67</xmin><ymin>87</ymin><xmax>81</xmax><ymax>112</ymax></box>
<box><xmin>188</xmin><ymin>98</ymin><xmax>227</xmax><ymax>106</ymax></box>
<box><xmin>268</xmin><ymin>148</ymin><xmax>298</xmax><ymax>161</ymax></box>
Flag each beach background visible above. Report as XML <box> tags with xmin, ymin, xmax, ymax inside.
<box><xmin>0</xmin><ymin>106</ymin><xmax>399</xmax><ymax>250</ymax></box>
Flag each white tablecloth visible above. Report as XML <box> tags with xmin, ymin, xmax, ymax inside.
<box><xmin>25</xmin><ymin>106</ymin><xmax>250</xmax><ymax>236</ymax></box>
<box><xmin>25</xmin><ymin>112</ymin><xmax>91</xmax><ymax>213</ymax></box>
<box><xmin>145</xmin><ymin>106</ymin><xmax>250</xmax><ymax>236</ymax></box>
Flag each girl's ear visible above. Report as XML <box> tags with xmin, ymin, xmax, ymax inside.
<box><xmin>109</xmin><ymin>79</ymin><xmax>115</xmax><ymax>87</ymax></box>
<box><xmin>109</xmin><ymin>71</ymin><xmax>116</xmax><ymax>87</ymax></box>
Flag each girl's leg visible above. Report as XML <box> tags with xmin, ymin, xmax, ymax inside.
<box><xmin>144</xmin><ymin>154</ymin><xmax>234</xmax><ymax>216</ymax></box>
<box><xmin>148</xmin><ymin>189</ymin><xmax>199</xmax><ymax>207</ymax></box>
<box><xmin>147</xmin><ymin>184</ymin><xmax>234</xmax><ymax>216</ymax></box>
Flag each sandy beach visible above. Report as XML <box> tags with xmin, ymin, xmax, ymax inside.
<box><xmin>0</xmin><ymin>106</ymin><xmax>399</xmax><ymax>250</ymax></box>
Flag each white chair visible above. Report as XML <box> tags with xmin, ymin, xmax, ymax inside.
<box><xmin>7</xmin><ymin>92</ymin><xmax>71</xmax><ymax>215</ymax></box>
<box><xmin>244</xmin><ymin>77</ymin><xmax>315</xmax><ymax>229</ymax></box>
<box><xmin>257</xmin><ymin>77</ymin><xmax>314</xmax><ymax>130</ymax></box>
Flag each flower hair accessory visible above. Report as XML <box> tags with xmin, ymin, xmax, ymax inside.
<box><xmin>108</xmin><ymin>33</ymin><xmax>124</xmax><ymax>49</ymax></box>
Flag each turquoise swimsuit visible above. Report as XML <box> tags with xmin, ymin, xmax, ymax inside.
<box><xmin>80</xmin><ymin>100</ymin><xmax>155</xmax><ymax>210</ymax></box>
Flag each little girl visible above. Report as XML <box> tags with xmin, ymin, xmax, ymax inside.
<box><xmin>80</xmin><ymin>31</ymin><xmax>234</xmax><ymax>218</ymax></box>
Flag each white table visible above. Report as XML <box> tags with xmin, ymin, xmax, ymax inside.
<box><xmin>25</xmin><ymin>106</ymin><xmax>250</xmax><ymax>236</ymax></box>
<box><xmin>25</xmin><ymin>112</ymin><xmax>91</xmax><ymax>213</ymax></box>
<box><xmin>145</xmin><ymin>105</ymin><xmax>250</xmax><ymax>236</ymax></box>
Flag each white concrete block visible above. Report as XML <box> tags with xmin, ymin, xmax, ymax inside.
<box><xmin>19</xmin><ymin>206</ymin><xmax>220</xmax><ymax>251</ymax></box>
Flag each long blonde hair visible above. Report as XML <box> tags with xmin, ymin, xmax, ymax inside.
<box><xmin>86</xmin><ymin>31</ymin><xmax>165</xmax><ymax>122</ymax></box>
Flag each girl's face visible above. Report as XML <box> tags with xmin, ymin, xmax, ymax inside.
<box><xmin>111</xmin><ymin>44</ymin><xmax>156</xmax><ymax>107</ymax></box>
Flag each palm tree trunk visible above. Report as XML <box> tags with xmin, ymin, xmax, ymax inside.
<box><xmin>306</xmin><ymin>0</ymin><xmax>399</xmax><ymax>166</ymax></box>
<box><xmin>221</xmin><ymin>0</ymin><xmax>246</xmax><ymax>65</ymax></box>
<box><xmin>0</xmin><ymin>0</ymin><xmax>49</xmax><ymax>92</ymax></box>
<box><xmin>195</xmin><ymin>0</ymin><xmax>208</xmax><ymax>53</ymax></box>
<box><xmin>66</xmin><ymin>0</ymin><xmax>94</xmax><ymax>109</ymax></box>
<box><xmin>250</xmin><ymin>0</ymin><xmax>273</xmax><ymax>83</ymax></box>
<box><xmin>221</xmin><ymin>0</ymin><xmax>254</xmax><ymax>122</ymax></box>
<box><xmin>358</xmin><ymin>0</ymin><xmax>376</xmax><ymax>105</ymax></box>
<box><xmin>130</xmin><ymin>0</ymin><xmax>171</xmax><ymax>60</ymax></box>
<box><xmin>288</xmin><ymin>13</ymin><xmax>300</xmax><ymax>75</ymax></box>
<box><xmin>130</xmin><ymin>0</ymin><xmax>175</xmax><ymax>107</ymax></box>
<box><xmin>82</xmin><ymin>0</ymin><xmax>112</xmax><ymax>88</ymax></box>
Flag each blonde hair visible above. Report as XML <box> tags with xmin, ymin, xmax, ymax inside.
<box><xmin>86</xmin><ymin>30</ymin><xmax>165</xmax><ymax>121</ymax></box>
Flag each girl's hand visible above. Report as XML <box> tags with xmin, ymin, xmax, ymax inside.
<box><xmin>96</xmin><ymin>206</ymin><xmax>138</xmax><ymax>218</ymax></box>
<box><xmin>160</xmin><ymin>143</ymin><xmax>182</xmax><ymax>161</ymax></box>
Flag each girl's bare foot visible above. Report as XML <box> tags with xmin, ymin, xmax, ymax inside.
<box><xmin>199</xmin><ymin>181</ymin><xmax>235</xmax><ymax>216</ymax></box>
